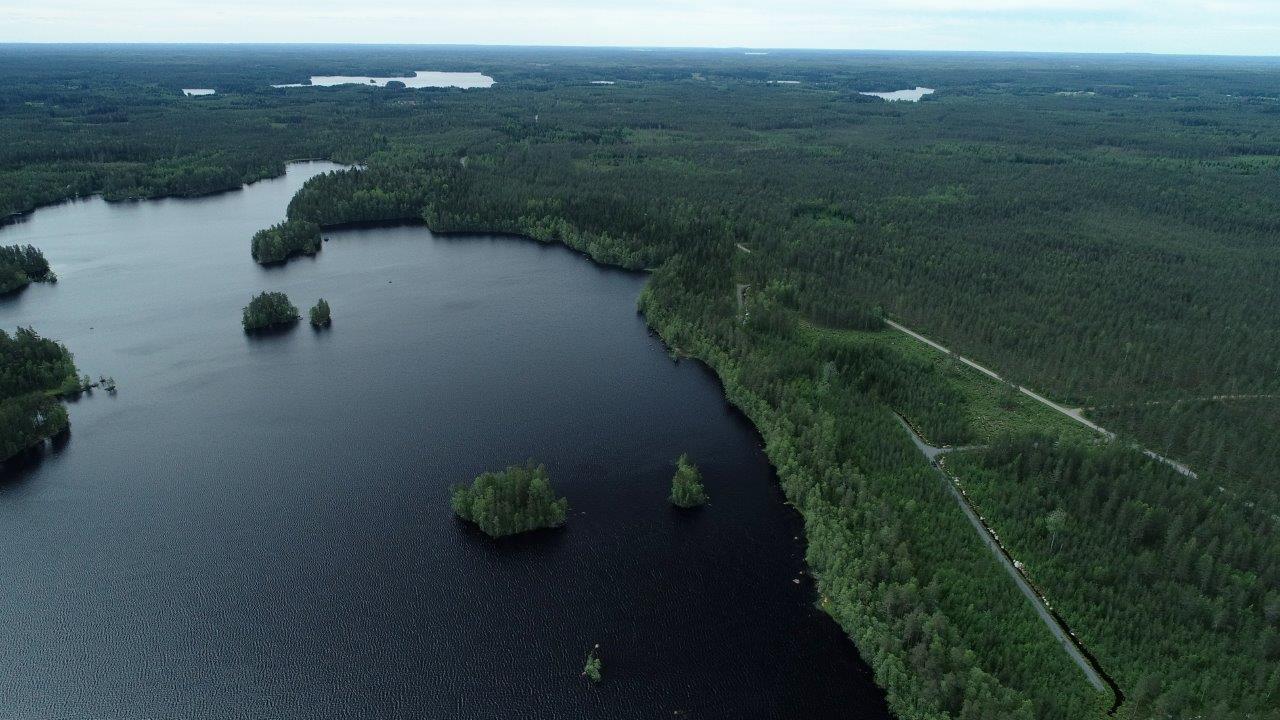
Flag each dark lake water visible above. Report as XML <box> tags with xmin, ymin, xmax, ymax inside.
<box><xmin>0</xmin><ymin>162</ymin><xmax>892</xmax><ymax>719</ymax></box>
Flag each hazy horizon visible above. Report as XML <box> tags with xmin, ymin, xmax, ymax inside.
<box><xmin>4</xmin><ymin>1</ymin><xmax>1279</xmax><ymax>57</ymax></box>
<box><xmin>3</xmin><ymin>41</ymin><xmax>1280</xmax><ymax>61</ymax></box>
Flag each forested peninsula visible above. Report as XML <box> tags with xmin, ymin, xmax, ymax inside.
<box><xmin>251</xmin><ymin>220</ymin><xmax>321</xmax><ymax>264</ymax></box>
<box><xmin>0</xmin><ymin>245</ymin><xmax>55</xmax><ymax>294</ymax></box>
<box><xmin>0</xmin><ymin>327</ymin><xmax>78</xmax><ymax>461</ymax></box>
<box><xmin>2</xmin><ymin>46</ymin><xmax>1278</xmax><ymax>720</ymax></box>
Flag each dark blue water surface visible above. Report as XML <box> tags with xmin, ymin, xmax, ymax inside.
<box><xmin>0</xmin><ymin>163</ymin><xmax>891</xmax><ymax>719</ymax></box>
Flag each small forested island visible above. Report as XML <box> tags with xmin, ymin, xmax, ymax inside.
<box><xmin>0</xmin><ymin>244</ymin><xmax>55</xmax><ymax>294</ymax></box>
<box><xmin>242</xmin><ymin>291</ymin><xmax>300</xmax><ymax>331</ymax></box>
<box><xmin>250</xmin><ymin>219</ymin><xmax>321</xmax><ymax>264</ymax></box>
<box><xmin>0</xmin><ymin>327</ymin><xmax>79</xmax><ymax>460</ymax></box>
<box><xmin>309</xmin><ymin>298</ymin><xmax>332</xmax><ymax>327</ymax></box>
<box><xmin>451</xmin><ymin>461</ymin><xmax>569</xmax><ymax>538</ymax></box>
<box><xmin>669</xmin><ymin>453</ymin><xmax>708</xmax><ymax>508</ymax></box>
<box><xmin>582</xmin><ymin>645</ymin><xmax>602</xmax><ymax>683</ymax></box>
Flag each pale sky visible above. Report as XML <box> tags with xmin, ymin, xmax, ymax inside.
<box><xmin>2</xmin><ymin>0</ymin><xmax>1279</xmax><ymax>56</ymax></box>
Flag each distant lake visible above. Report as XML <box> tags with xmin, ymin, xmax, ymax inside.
<box><xmin>860</xmin><ymin>87</ymin><xmax>936</xmax><ymax>102</ymax></box>
<box><xmin>182</xmin><ymin>88</ymin><xmax>215</xmax><ymax>96</ymax></box>
<box><xmin>273</xmin><ymin>71</ymin><xmax>495</xmax><ymax>89</ymax></box>
<box><xmin>0</xmin><ymin>162</ymin><xmax>891</xmax><ymax>719</ymax></box>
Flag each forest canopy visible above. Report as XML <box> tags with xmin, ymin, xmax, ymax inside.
<box><xmin>946</xmin><ymin>435</ymin><xmax>1280</xmax><ymax>719</ymax></box>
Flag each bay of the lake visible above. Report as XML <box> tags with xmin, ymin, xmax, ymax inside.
<box><xmin>0</xmin><ymin>162</ymin><xmax>890</xmax><ymax>720</ymax></box>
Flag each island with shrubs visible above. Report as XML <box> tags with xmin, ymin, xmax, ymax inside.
<box><xmin>669</xmin><ymin>453</ymin><xmax>708</xmax><ymax>508</ymax></box>
<box><xmin>451</xmin><ymin>461</ymin><xmax>569</xmax><ymax>538</ymax></box>
<box><xmin>242</xmin><ymin>291</ymin><xmax>299</xmax><ymax>331</ymax></box>
<box><xmin>250</xmin><ymin>219</ymin><xmax>321</xmax><ymax>264</ymax></box>
<box><xmin>582</xmin><ymin>645</ymin><xmax>603</xmax><ymax>684</ymax></box>
<box><xmin>309</xmin><ymin>298</ymin><xmax>332</xmax><ymax>328</ymax></box>
<box><xmin>0</xmin><ymin>244</ymin><xmax>56</xmax><ymax>294</ymax></box>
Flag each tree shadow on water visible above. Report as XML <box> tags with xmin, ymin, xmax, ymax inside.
<box><xmin>243</xmin><ymin>320</ymin><xmax>300</xmax><ymax>341</ymax></box>
<box><xmin>453</xmin><ymin>517</ymin><xmax>570</xmax><ymax>561</ymax></box>
<box><xmin>0</xmin><ymin>283</ymin><xmax>30</xmax><ymax>302</ymax></box>
<box><xmin>1</xmin><ymin>428</ymin><xmax>72</xmax><ymax>490</ymax></box>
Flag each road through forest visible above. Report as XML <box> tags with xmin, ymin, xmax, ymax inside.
<box><xmin>893</xmin><ymin>416</ymin><xmax>1116</xmax><ymax>704</ymax></box>
<box><xmin>883</xmin><ymin>318</ymin><xmax>1200</xmax><ymax>479</ymax></box>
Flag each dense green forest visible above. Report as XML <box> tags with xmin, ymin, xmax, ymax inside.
<box><xmin>0</xmin><ymin>327</ymin><xmax>78</xmax><ymax>460</ymax></box>
<box><xmin>1090</xmin><ymin>398</ymin><xmax>1280</xmax><ymax>514</ymax></box>
<box><xmin>241</xmin><ymin>291</ymin><xmax>299</xmax><ymax>331</ymax></box>
<box><xmin>945</xmin><ymin>437</ymin><xmax>1280</xmax><ymax>718</ymax></box>
<box><xmin>451</xmin><ymin>461</ymin><xmax>569</xmax><ymax>538</ymax></box>
<box><xmin>2</xmin><ymin>45</ymin><xmax>1278</xmax><ymax>718</ymax></box>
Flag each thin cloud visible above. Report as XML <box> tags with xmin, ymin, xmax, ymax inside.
<box><xmin>2</xmin><ymin>0</ymin><xmax>1278</xmax><ymax>54</ymax></box>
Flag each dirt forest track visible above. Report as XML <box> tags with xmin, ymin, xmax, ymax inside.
<box><xmin>884</xmin><ymin>318</ymin><xmax>1280</xmax><ymax>526</ymax></box>
<box><xmin>884</xmin><ymin>319</ymin><xmax>1193</xmax><ymax>474</ymax></box>
<box><xmin>893</xmin><ymin>415</ymin><xmax>1122</xmax><ymax>711</ymax></box>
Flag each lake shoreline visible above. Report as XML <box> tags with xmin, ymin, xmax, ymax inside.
<box><xmin>0</xmin><ymin>158</ymin><xmax>352</xmax><ymax>227</ymax></box>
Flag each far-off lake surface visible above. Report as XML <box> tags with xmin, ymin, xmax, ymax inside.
<box><xmin>273</xmin><ymin>71</ymin><xmax>495</xmax><ymax>89</ymax></box>
<box><xmin>0</xmin><ymin>163</ymin><xmax>890</xmax><ymax>719</ymax></box>
<box><xmin>860</xmin><ymin>87</ymin><xmax>936</xmax><ymax>102</ymax></box>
